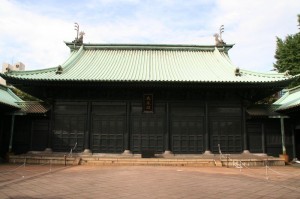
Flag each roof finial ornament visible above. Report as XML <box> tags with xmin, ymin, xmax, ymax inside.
<box><xmin>72</xmin><ymin>22</ymin><xmax>85</xmax><ymax>45</ymax></box>
<box><xmin>284</xmin><ymin>70</ymin><xmax>290</xmax><ymax>76</ymax></box>
<box><xmin>235</xmin><ymin>67</ymin><xmax>241</xmax><ymax>76</ymax></box>
<box><xmin>56</xmin><ymin>65</ymin><xmax>63</xmax><ymax>74</ymax></box>
<box><xmin>214</xmin><ymin>25</ymin><xmax>226</xmax><ymax>46</ymax></box>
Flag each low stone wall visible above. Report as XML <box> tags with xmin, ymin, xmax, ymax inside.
<box><xmin>9</xmin><ymin>155</ymin><xmax>76</xmax><ymax>166</ymax></box>
<box><xmin>7</xmin><ymin>152</ymin><xmax>286</xmax><ymax>167</ymax></box>
<box><xmin>221</xmin><ymin>159</ymin><xmax>285</xmax><ymax>167</ymax></box>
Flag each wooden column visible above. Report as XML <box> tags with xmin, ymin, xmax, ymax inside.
<box><xmin>83</xmin><ymin>101</ymin><xmax>92</xmax><ymax>154</ymax></box>
<box><xmin>292</xmin><ymin>124</ymin><xmax>296</xmax><ymax>160</ymax></box>
<box><xmin>242</xmin><ymin>105</ymin><xmax>249</xmax><ymax>153</ymax></box>
<box><xmin>163</xmin><ymin>102</ymin><xmax>172</xmax><ymax>155</ymax></box>
<box><xmin>204</xmin><ymin>101</ymin><xmax>211</xmax><ymax>154</ymax></box>
<box><xmin>261</xmin><ymin>122</ymin><xmax>265</xmax><ymax>154</ymax></box>
<box><xmin>8</xmin><ymin>115</ymin><xmax>15</xmax><ymax>153</ymax></box>
<box><xmin>122</xmin><ymin>101</ymin><xmax>132</xmax><ymax>155</ymax></box>
<box><xmin>279</xmin><ymin>116</ymin><xmax>290</xmax><ymax>163</ymax></box>
<box><xmin>280</xmin><ymin>117</ymin><xmax>286</xmax><ymax>155</ymax></box>
<box><xmin>44</xmin><ymin>103</ymin><xmax>53</xmax><ymax>153</ymax></box>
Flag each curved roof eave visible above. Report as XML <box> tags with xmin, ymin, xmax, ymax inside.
<box><xmin>0</xmin><ymin>85</ymin><xmax>22</xmax><ymax>109</ymax></box>
<box><xmin>1</xmin><ymin>43</ymin><xmax>296</xmax><ymax>85</ymax></box>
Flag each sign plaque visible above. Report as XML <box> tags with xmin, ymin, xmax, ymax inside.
<box><xmin>143</xmin><ymin>94</ymin><xmax>153</xmax><ymax>113</ymax></box>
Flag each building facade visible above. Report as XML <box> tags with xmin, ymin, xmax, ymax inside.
<box><xmin>0</xmin><ymin>42</ymin><xmax>297</xmax><ymax>157</ymax></box>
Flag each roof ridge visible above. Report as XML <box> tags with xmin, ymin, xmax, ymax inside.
<box><xmin>65</xmin><ymin>42</ymin><xmax>235</xmax><ymax>52</ymax></box>
<box><xmin>213</xmin><ymin>47</ymin><xmax>236</xmax><ymax>69</ymax></box>
<box><xmin>60</xmin><ymin>45</ymin><xmax>85</xmax><ymax>73</ymax></box>
<box><xmin>288</xmin><ymin>85</ymin><xmax>300</xmax><ymax>94</ymax></box>
<box><xmin>4</xmin><ymin>67</ymin><xmax>57</xmax><ymax>76</ymax></box>
<box><xmin>240</xmin><ymin>69</ymin><xmax>292</xmax><ymax>78</ymax></box>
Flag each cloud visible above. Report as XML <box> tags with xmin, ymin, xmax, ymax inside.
<box><xmin>213</xmin><ymin>0</ymin><xmax>300</xmax><ymax>71</ymax></box>
<box><xmin>0</xmin><ymin>0</ymin><xmax>299</xmax><ymax>72</ymax></box>
<box><xmin>0</xmin><ymin>0</ymin><xmax>74</xmax><ymax>70</ymax></box>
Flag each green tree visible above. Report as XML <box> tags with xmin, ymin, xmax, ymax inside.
<box><xmin>274</xmin><ymin>14</ymin><xmax>300</xmax><ymax>87</ymax></box>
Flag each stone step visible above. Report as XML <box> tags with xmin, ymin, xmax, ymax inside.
<box><xmin>83</xmin><ymin>160</ymin><xmax>215</xmax><ymax>167</ymax></box>
<box><xmin>73</xmin><ymin>157</ymin><xmax>82</xmax><ymax>165</ymax></box>
<box><xmin>8</xmin><ymin>154</ymin><xmax>286</xmax><ymax>167</ymax></box>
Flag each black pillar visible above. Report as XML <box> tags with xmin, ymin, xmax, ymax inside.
<box><xmin>204</xmin><ymin>101</ymin><xmax>211</xmax><ymax>154</ymax></box>
<box><xmin>242</xmin><ymin>105</ymin><xmax>249</xmax><ymax>153</ymax></box>
<box><xmin>8</xmin><ymin>115</ymin><xmax>15</xmax><ymax>153</ymax></box>
<box><xmin>125</xmin><ymin>101</ymin><xmax>131</xmax><ymax>150</ymax></box>
<box><xmin>83</xmin><ymin>101</ymin><xmax>92</xmax><ymax>154</ymax></box>
<box><xmin>292</xmin><ymin>124</ymin><xmax>296</xmax><ymax>159</ymax></box>
<box><xmin>163</xmin><ymin>102</ymin><xmax>172</xmax><ymax>155</ymax></box>
<box><xmin>45</xmin><ymin>104</ymin><xmax>53</xmax><ymax>152</ymax></box>
<box><xmin>261</xmin><ymin>122</ymin><xmax>265</xmax><ymax>153</ymax></box>
<box><xmin>166</xmin><ymin>103</ymin><xmax>170</xmax><ymax>150</ymax></box>
<box><xmin>122</xmin><ymin>101</ymin><xmax>132</xmax><ymax>155</ymax></box>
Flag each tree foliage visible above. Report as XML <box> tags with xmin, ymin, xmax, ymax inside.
<box><xmin>274</xmin><ymin>14</ymin><xmax>300</xmax><ymax>87</ymax></box>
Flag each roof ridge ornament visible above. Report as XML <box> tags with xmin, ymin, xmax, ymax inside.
<box><xmin>235</xmin><ymin>67</ymin><xmax>241</xmax><ymax>76</ymax></box>
<box><xmin>284</xmin><ymin>70</ymin><xmax>290</xmax><ymax>76</ymax></box>
<box><xmin>214</xmin><ymin>25</ymin><xmax>226</xmax><ymax>46</ymax></box>
<box><xmin>56</xmin><ymin>65</ymin><xmax>63</xmax><ymax>74</ymax></box>
<box><xmin>72</xmin><ymin>22</ymin><xmax>85</xmax><ymax>45</ymax></box>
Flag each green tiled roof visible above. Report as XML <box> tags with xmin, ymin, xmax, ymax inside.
<box><xmin>0</xmin><ymin>85</ymin><xmax>49</xmax><ymax>113</ymax></box>
<box><xmin>0</xmin><ymin>85</ymin><xmax>23</xmax><ymax>108</ymax></box>
<box><xmin>0</xmin><ymin>43</ymin><xmax>296</xmax><ymax>84</ymax></box>
<box><xmin>274</xmin><ymin>86</ymin><xmax>300</xmax><ymax>111</ymax></box>
<box><xmin>247</xmin><ymin>104</ymin><xmax>280</xmax><ymax>117</ymax></box>
<box><xmin>16</xmin><ymin>101</ymin><xmax>50</xmax><ymax>114</ymax></box>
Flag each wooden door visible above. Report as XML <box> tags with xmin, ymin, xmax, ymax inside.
<box><xmin>91</xmin><ymin>103</ymin><xmax>126</xmax><ymax>153</ymax></box>
<box><xmin>131</xmin><ymin>104</ymin><xmax>165</xmax><ymax>153</ymax></box>
<box><xmin>170</xmin><ymin>105</ymin><xmax>204</xmax><ymax>154</ymax></box>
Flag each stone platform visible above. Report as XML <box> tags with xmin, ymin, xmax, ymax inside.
<box><xmin>8</xmin><ymin>152</ymin><xmax>286</xmax><ymax>167</ymax></box>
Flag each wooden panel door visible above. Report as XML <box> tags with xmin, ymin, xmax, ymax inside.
<box><xmin>31</xmin><ymin>120</ymin><xmax>49</xmax><ymax>151</ymax></box>
<box><xmin>247</xmin><ymin>122</ymin><xmax>263</xmax><ymax>153</ymax></box>
<box><xmin>92</xmin><ymin>115</ymin><xmax>125</xmax><ymax>153</ymax></box>
<box><xmin>170</xmin><ymin>105</ymin><xmax>205</xmax><ymax>154</ymax></box>
<box><xmin>210</xmin><ymin>119</ymin><xmax>242</xmax><ymax>153</ymax></box>
<box><xmin>52</xmin><ymin>102</ymin><xmax>87</xmax><ymax>152</ymax></box>
<box><xmin>53</xmin><ymin>115</ymin><xmax>85</xmax><ymax>152</ymax></box>
<box><xmin>131</xmin><ymin>104</ymin><xmax>165</xmax><ymax>153</ymax></box>
<box><xmin>91</xmin><ymin>103</ymin><xmax>126</xmax><ymax>153</ymax></box>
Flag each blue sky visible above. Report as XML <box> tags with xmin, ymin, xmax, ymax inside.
<box><xmin>0</xmin><ymin>0</ymin><xmax>299</xmax><ymax>72</ymax></box>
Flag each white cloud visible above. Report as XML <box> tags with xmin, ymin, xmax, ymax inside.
<box><xmin>0</xmin><ymin>0</ymin><xmax>73</xmax><ymax>70</ymax></box>
<box><xmin>0</xmin><ymin>0</ymin><xmax>299</xmax><ymax>72</ymax></box>
<box><xmin>214</xmin><ymin>0</ymin><xmax>300</xmax><ymax>71</ymax></box>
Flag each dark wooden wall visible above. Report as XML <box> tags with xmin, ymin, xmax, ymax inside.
<box><xmin>247</xmin><ymin>118</ymin><xmax>294</xmax><ymax>159</ymax></box>
<box><xmin>5</xmin><ymin>86</ymin><xmax>297</xmax><ymax>158</ymax></box>
<box><xmin>11</xmin><ymin>116</ymin><xmax>49</xmax><ymax>155</ymax></box>
<box><xmin>0</xmin><ymin>115</ymin><xmax>11</xmax><ymax>159</ymax></box>
<box><xmin>48</xmin><ymin>87</ymin><xmax>244</xmax><ymax>154</ymax></box>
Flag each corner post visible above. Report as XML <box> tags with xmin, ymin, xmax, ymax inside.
<box><xmin>8</xmin><ymin>115</ymin><xmax>15</xmax><ymax>153</ymax></box>
<box><xmin>280</xmin><ymin>116</ymin><xmax>286</xmax><ymax>155</ymax></box>
<box><xmin>279</xmin><ymin>116</ymin><xmax>289</xmax><ymax>163</ymax></box>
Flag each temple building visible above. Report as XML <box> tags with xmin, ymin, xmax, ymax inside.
<box><xmin>274</xmin><ymin>86</ymin><xmax>300</xmax><ymax>159</ymax></box>
<box><xmin>0</xmin><ymin>40</ymin><xmax>298</xmax><ymax>160</ymax></box>
<box><xmin>0</xmin><ymin>84</ymin><xmax>50</xmax><ymax>158</ymax></box>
